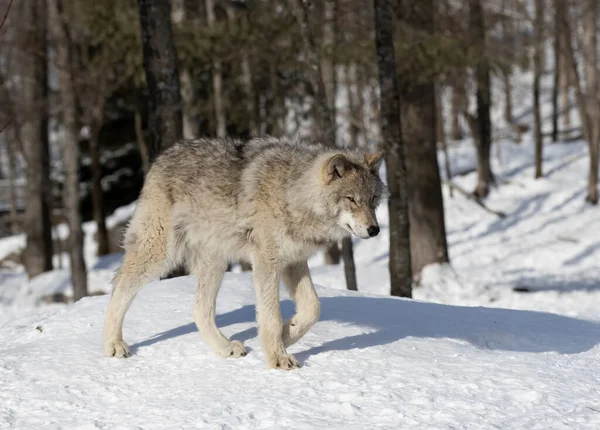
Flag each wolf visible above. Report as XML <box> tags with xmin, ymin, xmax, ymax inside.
<box><xmin>103</xmin><ymin>137</ymin><xmax>386</xmax><ymax>369</ymax></box>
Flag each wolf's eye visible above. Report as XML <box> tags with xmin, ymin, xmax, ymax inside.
<box><xmin>346</xmin><ymin>197</ymin><xmax>356</xmax><ymax>204</ymax></box>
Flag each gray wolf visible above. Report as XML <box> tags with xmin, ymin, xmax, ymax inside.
<box><xmin>103</xmin><ymin>137</ymin><xmax>386</xmax><ymax>369</ymax></box>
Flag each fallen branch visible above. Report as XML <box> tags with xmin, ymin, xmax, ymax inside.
<box><xmin>443</xmin><ymin>180</ymin><xmax>507</xmax><ymax>218</ymax></box>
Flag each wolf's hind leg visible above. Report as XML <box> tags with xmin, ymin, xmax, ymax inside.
<box><xmin>189</xmin><ymin>253</ymin><xmax>247</xmax><ymax>358</ymax></box>
<box><xmin>281</xmin><ymin>261</ymin><xmax>321</xmax><ymax>347</ymax></box>
<box><xmin>104</xmin><ymin>220</ymin><xmax>170</xmax><ymax>358</ymax></box>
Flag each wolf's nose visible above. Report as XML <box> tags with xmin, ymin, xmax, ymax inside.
<box><xmin>367</xmin><ymin>226</ymin><xmax>380</xmax><ymax>237</ymax></box>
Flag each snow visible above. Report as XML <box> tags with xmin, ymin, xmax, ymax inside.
<box><xmin>1</xmin><ymin>277</ymin><xmax>599</xmax><ymax>429</ymax></box>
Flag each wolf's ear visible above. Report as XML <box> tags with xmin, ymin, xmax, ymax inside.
<box><xmin>323</xmin><ymin>154</ymin><xmax>349</xmax><ymax>184</ymax></box>
<box><xmin>365</xmin><ymin>150</ymin><xmax>385</xmax><ymax>172</ymax></box>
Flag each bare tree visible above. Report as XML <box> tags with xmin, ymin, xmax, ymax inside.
<box><xmin>17</xmin><ymin>0</ymin><xmax>53</xmax><ymax>279</ymax></box>
<box><xmin>137</xmin><ymin>0</ymin><xmax>184</xmax><ymax>160</ymax></box>
<box><xmin>374</xmin><ymin>0</ymin><xmax>412</xmax><ymax>297</ymax></box>
<box><xmin>533</xmin><ymin>0</ymin><xmax>544</xmax><ymax>178</ymax></box>
<box><xmin>48</xmin><ymin>0</ymin><xmax>88</xmax><ymax>300</ymax></box>
<box><xmin>470</xmin><ymin>0</ymin><xmax>494</xmax><ymax>198</ymax></box>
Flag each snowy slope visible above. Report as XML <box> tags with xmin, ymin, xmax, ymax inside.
<box><xmin>1</xmin><ymin>276</ymin><xmax>600</xmax><ymax>429</ymax></box>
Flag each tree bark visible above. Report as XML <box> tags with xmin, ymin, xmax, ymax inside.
<box><xmin>90</xmin><ymin>131</ymin><xmax>109</xmax><ymax>255</ymax></box>
<box><xmin>134</xmin><ymin>106</ymin><xmax>151</xmax><ymax>174</ymax></box>
<box><xmin>450</xmin><ymin>71</ymin><xmax>467</xmax><ymax>140</ymax></box>
<box><xmin>48</xmin><ymin>0</ymin><xmax>88</xmax><ymax>300</ymax></box>
<box><xmin>398</xmin><ymin>0</ymin><xmax>449</xmax><ymax>279</ymax></box>
<box><xmin>534</xmin><ymin>0</ymin><xmax>544</xmax><ymax>178</ymax></box>
<box><xmin>19</xmin><ymin>0</ymin><xmax>53</xmax><ymax>278</ymax></box>
<box><xmin>501</xmin><ymin>0</ymin><xmax>513</xmax><ymax>124</ymax></box>
<box><xmin>269</xmin><ymin>59</ymin><xmax>285</xmax><ymax>136</ymax></box>
<box><xmin>583</xmin><ymin>0</ymin><xmax>599</xmax><ymax>204</ymax></box>
<box><xmin>206</xmin><ymin>0</ymin><xmax>226</xmax><ymax>138</ymax></box>
<box><xmin>374</xmin><ymin>0</ymin><xmax>412</xmax><ymax>298</ymax></box>
<box><xmin>551</xmin><ymin>0</ymin><xmax>560</xmax><ymax>142</ymax></box>
<box><xmin>437</xmin><ymin>85</ymin><xmax>453</xmax><ymax>197</ymax></box>
<box><xmin>5</xmin><ymin>126</ymin><xmax>20</xmax><ymax>233</ymax></box>
<box><xmin>470</xmin><ymin>0</ymin><xmax>494</xmax><ymax>198</ymax></box>
<box><xmin>137</xmin><ymin>0</ymin><xmax>184</xmax><ymax>159</ymax></box>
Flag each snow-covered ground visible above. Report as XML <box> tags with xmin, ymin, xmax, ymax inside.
<box><xmin>1</xmin><ymin>136</ymin><xmax>600</xmax><ymax>428</ymax></box>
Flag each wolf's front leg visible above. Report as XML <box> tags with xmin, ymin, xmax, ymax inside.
<box><xmin>252</xmin><ymin>257</ymin><xmax>299</xmax><ymax>370</ymax></box>
<box><xmin>281</xmin><ymin>261</ymin><xmax>320</xmax><ymax>347</ymax></box>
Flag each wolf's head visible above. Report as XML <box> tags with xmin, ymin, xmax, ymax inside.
<box><xmin>320</xmin><ymin>150</ymin><xmax>387</xmax><ymax>239</ymax></box>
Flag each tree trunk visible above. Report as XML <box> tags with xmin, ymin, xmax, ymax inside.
<box><xmin>19</xmin><ymin>0</ymin><xmax>53</xmax><ymax>278</ymax></box>
<box><xmin>551</xmin><ymin>0</ymin><xmax>561</xmax><ymax>142</ymax></box>
<box><xmin>6</xmin><ymin>127</ymin><xmax>20</xmax><ymax>233</ymax></box>
<box><xmin>206</xmin><ymin>0</ymin><xmax>226</xmax><ymax>138</ymax></box>
<box><xmin>470</xmin><ymin>0</ymin><xmax>494</xmax><ymax>198</ymax></box>
<box><xmin>269</xmin><ymin>59</ymin><xmax>285</xmax><ymax>136</ymax></box>
<box><xmin>437</xmin><ymin>85</ymin><xmax>453</xmax><ymax>197</ymax></box>
<box><xmin>90</xmin><ymin>131</ymin><xmax>109</xmax><ymax>255</ymax></box>
<box><xmin>450</xmin><ymin>72</ymin><xmax>467</xmax><ymax>140</ymax></box>
<box><xmin>501</xmin><ymin>0</ymin><xmax>513</xmax><ymax>124</ymax></box>
<box><xmin>534</xmin><ymin>0</ymin><xmax>544</xmax><ymax>178</ymax></box>
<box><xmin>398</xmin><ymin>0</ymin><xmax>449</xmax><ymax>280</ymax></box>
<box><xmin>48</xmin><ymin>0</ymin><xmax>88</xmax><ymax>300</ymax></box>
<box><xmin>134</xmin><ymin>107</ymin><xmax>151</xmax><ymax>174</ymax></box>
<box><xmin>341</xmin><ymin>237</ymin><xmax>357</xmax><ymax>291</ymax></box>
<box><xmin>137</xmin><ymin>0</ymin><xmax>184</xmax><ymax>159</ymax></box>
<box><xmin>583</xmin><ymin>0</ymin><xmax>599</xmax><ymax>204</ymax></box>
<box><xmin>374</xmin><ymin>0</ymin><xmax>412</xmax><ymax>298</ymax></box>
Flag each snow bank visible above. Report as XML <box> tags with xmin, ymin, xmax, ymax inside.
<box><xmin>1</xmin><ymin>275</ymin><xmax>599</xmax><ymax>429</ymax></box>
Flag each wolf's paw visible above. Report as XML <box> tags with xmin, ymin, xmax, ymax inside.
<box><xmin>268</xmin><ymin>354</ymin><xmax>300</xmax><ymax>370</ymax></box>
<box><xmin>219</xmin><ymin>340</ymin><xmax>247</xmax><ymax>358</ymax></box>
<box><xmin>104</xmin><ymin>339</ymin><xmax>130</xmax><ymax>358</ymax></box>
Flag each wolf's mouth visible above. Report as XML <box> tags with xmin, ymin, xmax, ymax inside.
<box><xmin>344</xmin><ymin>224</ymin><xmax>355</xmax><ymax>235</ymax></box>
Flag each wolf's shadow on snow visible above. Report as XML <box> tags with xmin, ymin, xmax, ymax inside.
<box><xmin>130</xmin><ymin>295</ymin><xmax>600</xmax><ymax>360</ymax></box>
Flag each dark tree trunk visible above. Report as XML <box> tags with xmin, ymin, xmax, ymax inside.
<box><xmin>470</xmin><ymin>0</ymin><xmax>494</xmax><ymax>198</ymax></box>
<box><xmin>19</xmin><ymin>0</ymin><xmax>53</xmax><ymax>278</ymax></box>
<box><xmin>534</xmin><ymin>0</ymin><xmax>544</xmax><ymax>178</ymax></box>
<box><xmin>134</xmin><ymin>107</ymin><xmax>151</xmax><ymax>174</ymax></box>
<box><xmin>90</xmin><ymin>131</ymin><xmax>109</xmax><ymax>255</ymax></box>
<box><xmin>137</xmin><ymin>0</ymin><xmax>183</xmax><ymax>160</ymax></box>
<box><xmin>6</xmin><ymin>127</ymin><xmax>19</xmax><ymax>233</ymax></box>
<box><xmin>48</xmin><ymin>0</ymin><xmax>88</xmax><ymax>300</ymax></box>
<box><xmin>341</xmin><ymin>237</ymin><xmax>357</xmax><ymax>291</ymax></box>
<box><xmin>551</xmin><ymin>0</ymin><xmax>561</xmax><ymax>142</ymax></box>
<box><xmin>374</xmin><ymin>0</ymin><xmax>412</xmax><ymax>298</ymax></box>
<box><xmin>397</xmin><ymin>0</ymin><xmax>449</xmax><ymax>279</ymax></box>
<box><xmin>501</xmin><ymin>0</ymin><xmax>513</xmax><ymax>125</ymax></box>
